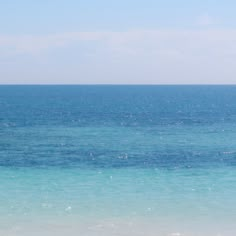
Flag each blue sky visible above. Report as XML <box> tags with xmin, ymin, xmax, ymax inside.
<box><xmin>1</xmin><ymin>1</ymin><xmax>236</xmax><ymax>84</ymax></box>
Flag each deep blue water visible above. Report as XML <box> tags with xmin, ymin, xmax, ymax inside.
<box><xmin>0</xmin><ymin>85</ymin><xmax>236</xmax><ymax>169</ymax></box>
<box><xmin>0</xmin><ymin>85</ymin><xmax>236</xmax><ymax>235</ymax></box>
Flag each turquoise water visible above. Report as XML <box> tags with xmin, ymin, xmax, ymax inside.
<box><xmin>0</xmin><ymin>85</ymin><xmax>236</xmax><ymax>235</ymax></box>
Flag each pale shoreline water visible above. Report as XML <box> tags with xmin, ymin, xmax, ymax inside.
<box><xmin>1</xmin><ymin>167</ymin><xmax>235</xmax><ymax>236</ymax></box>
<box><xmin>0</xmin><ymin>85</ymin><xmax>236</xmax><ymax>235</ymax></box>
<box><xmin>1</xmin><ymin>218</ymin><xmax>235</xmax><ymax>236</ymax></box>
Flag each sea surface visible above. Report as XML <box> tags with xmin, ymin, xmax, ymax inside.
<box><xmin>0</xmin><ymin>85</ymin><xmax>236</xmax><ymax>236</ymax></box>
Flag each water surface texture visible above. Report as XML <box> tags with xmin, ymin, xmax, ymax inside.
<box><xmin>0</xmin><ymin>85</ymin><xmax>236</xmax><ymax>236</ymax></box>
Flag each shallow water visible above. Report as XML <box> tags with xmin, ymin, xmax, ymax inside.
<box><xmin>0</xmin><ymin>85</ymin><xmax>236</xmax><ymax>235</ymax></box>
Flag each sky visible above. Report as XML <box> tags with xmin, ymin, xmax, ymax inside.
<box><xmin>1</xmin><ymin>0</ymin><xmax>236</xmax><ymax>84</ymax></box>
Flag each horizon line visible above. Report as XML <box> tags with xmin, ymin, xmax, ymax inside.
<box><xmin>0</xmin><ymin>83</ymin><xmax>236</xmax><ymax>86</ymax></box>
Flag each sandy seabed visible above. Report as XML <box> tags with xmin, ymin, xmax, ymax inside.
<box><xmin>0</xmin><ymin>218</ymin><xmax>235</xmax><ymax>236</ymax></box>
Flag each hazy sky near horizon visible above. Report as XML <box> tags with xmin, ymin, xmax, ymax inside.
<box><xmin>1</xmin><ymin>1</ymin><xmax>236</xmax><ymax>84</ymax></box>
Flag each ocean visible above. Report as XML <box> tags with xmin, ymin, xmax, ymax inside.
<box><xmin>0</xmin><ymin>85</ymin><xmax>236</xmax><ymax>235</ymax></box>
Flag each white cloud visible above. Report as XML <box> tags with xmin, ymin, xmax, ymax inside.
<box><xmin>0</xmin><ymin>32</ymin><xmax>106</xmax><ymax>54</ymax></box>
<box><xmin>196</xmin><ymin>14</ymin><xmax>216</xmax><ymax>26</ymax></box>
<box><xmin>0</xmin><ymin>30</ymin><xmax>236</xmax><ymax>84</ymax></box>
<box><xmin>0</xmin><ymin>29</ymin><xmax>235</xmax><ymax>55</ymax></box>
